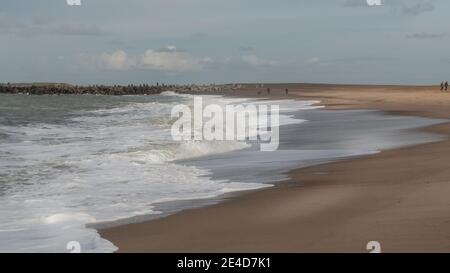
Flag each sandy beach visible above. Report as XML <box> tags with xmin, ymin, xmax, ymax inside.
<box><xmin>99</xmin><ymin>84</ymin><xmax>450</xmax><ymax>253</ymax></box>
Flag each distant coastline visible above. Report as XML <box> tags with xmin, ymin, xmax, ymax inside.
<box><xmin>0</xmin><ymin>83</ymin><xmax>238</xmax><ymax>96</ymax></box>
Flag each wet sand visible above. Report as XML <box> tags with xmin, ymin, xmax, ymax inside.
<box><xmin>100</xmin><ymin>84</ymin><xmax>450</xmax><ymax>252</ymax></box>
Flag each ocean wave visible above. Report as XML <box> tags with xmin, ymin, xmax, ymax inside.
<box><xmin>0</xmin><ymin>93</ymin><xmax>316</xmax><ymax>252</ymax></box>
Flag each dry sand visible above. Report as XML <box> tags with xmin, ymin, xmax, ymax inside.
<box><xmin>100</xmin><ymin>84</ymin><xmax>450</xmax><ymax>253</ymax></box>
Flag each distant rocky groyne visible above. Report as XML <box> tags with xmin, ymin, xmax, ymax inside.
<box><xmin>0</xmin><ymin>83</ymin><xmax>239</xmax><ymax>95</ymax></box>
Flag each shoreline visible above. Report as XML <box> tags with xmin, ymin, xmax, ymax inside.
<box><xmin>99</xmin><ymin>84</ymin><xmax>450</xmax><ymax>252</ymax></box>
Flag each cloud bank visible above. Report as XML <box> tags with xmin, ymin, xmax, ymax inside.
<box><xmin>91</xmin><ymin>47</ymin><xmax>212</xmax><ymax>72</ymax></box>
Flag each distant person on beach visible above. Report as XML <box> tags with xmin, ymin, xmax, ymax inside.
<box><xmin>446</xmin><ymin>81</ymin><xmax>449</xmax><ymax>91</ymax></box>
<box><xmin>285</xmin><ymin>88</ymin><xmax>289</xmax><ymax>95</ymax></box>
<box><xmin>441</xmin><ymin>82</ymin><xmax>444</xmax><ymax>91</ymax></box>
<box><xmin>267</xmin><ymin>88</ymin><xmax>271</xmax><ymax>95</ymax></box>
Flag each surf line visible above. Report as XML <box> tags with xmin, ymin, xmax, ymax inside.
<box><xmin>171</xmin><ymin>96</ymin><xmax>280</xmax><ymax>151</ymax></box>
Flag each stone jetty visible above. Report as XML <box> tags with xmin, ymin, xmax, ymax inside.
<box><xmin>0</xmin><ymin>83</ymin><xmax>239</xmax><ymax>95</ymax></box>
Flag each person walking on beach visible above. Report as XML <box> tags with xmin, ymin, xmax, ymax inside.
<box><xmin>267</xmin><ymin>88</ymin><xmax>271</xmax><ymax>95</ymax></box>
<box><xmin>441</xmin><ymin>82</ymin><xmax>444</xmax><ymax>91</ymax></box>
<box><xmin>285</xmin><ymin>88</ymin><xmax>289</xmax><ymax>95</ymax></box>
<box><xmin>446</xmin><ymin>81</ymin><xmax>448</xmax><ymax>91</ymax></box>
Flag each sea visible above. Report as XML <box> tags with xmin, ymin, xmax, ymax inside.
<box><xmin>0</xmin><ymin>91</ymin><xmax>445</xmax><ymax>252</ymax></box>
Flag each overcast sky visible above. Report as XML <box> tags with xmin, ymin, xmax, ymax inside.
<box><xmin>0</xmin><ymin>0</ymin><xmax>449</xmax><ymax>85</ymax></box>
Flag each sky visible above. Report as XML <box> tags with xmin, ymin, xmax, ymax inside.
<box><xmin>0</xmin><ymin>0</ymin><xmax>449</xmax><ymax>85</ymax></box>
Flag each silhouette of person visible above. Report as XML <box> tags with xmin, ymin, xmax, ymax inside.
<box><xmin>285</xmin><ymin>88</ymin><xmax>289</xmax><ymax>95</ymax></box>
<box><xmin>446</xmin><ymin>81</ymin><xmax>449</xmax><ymax>91</ymax></box>
<box><xmin>267</xmin><ymin>88</ymin><xmax>271</xmax><ymax>95</ymax></box>
<box><xmin>441</xmin><ymin>82</ymin><xmax>444</xmax><ymax>91</ymax></box>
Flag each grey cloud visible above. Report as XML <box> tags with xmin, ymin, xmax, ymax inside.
<box><xmin>342</xmin><ymin>0</ymin><xmax>436</xmax><ymax>16</ymax></box>
<box><xmin>406</xmin><ymin>32</ymin><xmax>446</xmax><ymax>39</ymax></box>
<box><xmin>51</xmin><ymin>24</ymin><xmax>109</xmax><ymax>36</ymax></box>
<box><xmin>156</xmin><ymin>45</ymin><xmax>187</xmax><ymax>53</ymax></box>
<box><xmin>390</xmin><ymin>0</ymin><xmax>436</xmax><ymax>16</ymax></box>
<box><xmin>0</xmin><ymin>14</ymin><xmax>108</xmax><ymax>37</ymax></box>
<box><xmin>239</xmin><ymin>46</ymin><xmax>256</xmax><ymax>52</ymax></box>
<box><xmin>400</xmin><ymin>3</ymin><xmax>434</xmax><ymax>15</ymax></box>
<box><xmin>332</xmin><ymin>56</ymin><xmax>397</xmax><ymax>64</ymax></box>
<box><xmin>342</xmin><ymin>0</ymin><xmax>368</xmax><ymax>8</ymax></box>
<box><xmin>190</xmin><ymin>32</ymin><xmax>209</xmax><ymax>39</ymax></box>
<box><xmin>1</xmin><ymin>0</ymin><xmax>449</xmax><ymax>85</ymax></box>
<box><xmin>31</xmin><ymin>16</ymin><xmax>54</xmax><ymax>26</ymax></box>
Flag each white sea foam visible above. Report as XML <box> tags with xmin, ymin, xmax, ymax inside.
<box><xmin>0</xmin><ymin>92</ymin><xmax>317</xmax><ymax>252</ymax></box>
